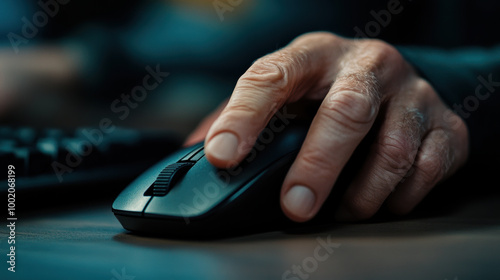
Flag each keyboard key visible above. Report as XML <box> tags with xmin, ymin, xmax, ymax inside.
<box><xmin>0</xmin><ymin>125</ymin><xmax>181</xmax><ymax>195</ymax></box>
<box><xmin>0</xmin><ymin>140</ymin><xmax>17</xmax><ymax>151</ymax></box>
<box><xmin>60</xmin><ymin>138</ymin><xmax>102</xmax><ymax>169</ymax></box>
<box><xmin>43</xmin><ymin>128</ymin><xmax>66</xmax><ymax>140</ymax></box>
<box><xmin>16</xmin><ymin>127</ymin><xmax>37</xmax><ymax>145</ymax></box>
<box><xmin>36</xmin><ymin>138</ymin><xmax>59</xmax><ymax>160</ymax></box>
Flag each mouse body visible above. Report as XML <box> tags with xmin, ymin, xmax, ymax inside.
<box><xmin>112</xmin><ymin>119</ymin><xmax>312</xmax><ymax>237</ymax></box>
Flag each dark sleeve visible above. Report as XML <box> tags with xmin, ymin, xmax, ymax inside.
<box><xmin>397</xmin><ymin>46</ymin><xmax>500</xmax><ymax>162</ymax></box>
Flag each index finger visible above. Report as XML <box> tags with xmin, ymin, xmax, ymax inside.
<box><xmin>204</xmin><ymin>32</ymin><xmax>345</xmax><ymax>168</ymax></box>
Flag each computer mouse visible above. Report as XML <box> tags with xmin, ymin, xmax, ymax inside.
<box><xmin>112</xmin><ymin>117</ymin><xmax>318</xmax><ymax>237</ymax></box>
<box><xmin>112</xmin><ymin>117</ymin><xmax>363</xmax><ymax>238</ymax></box>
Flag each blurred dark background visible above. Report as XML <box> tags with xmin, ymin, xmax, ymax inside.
<box><xmin>0</xmin><ymin>0</ymin><xmax>498</xmax><ymax>137</ymax></box>
<box><xmin>1</xmin><ymin>4</ymin><xmax>500</xmax><ymax>279</ymax></box>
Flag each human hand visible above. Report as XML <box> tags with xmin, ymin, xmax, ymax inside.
<box><xmin>186</xmin><ymin>32</ymin><xmax>469</xmax><ymax>222</ymax></box>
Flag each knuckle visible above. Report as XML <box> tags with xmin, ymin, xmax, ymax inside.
<box><xmin>441</xmin><ymin>110</ymin><xmax>469</xmax><ymax>160</ymax></box>
<box><xmin>241</xmin><ymin>58</ymin><xmax>287</xmax><ymax>88</ymax></box>
<box><xmin>415</xmin><ymin>158</ymin><xmax>444</xmax><ymax>187</ymax></box>
<box><xmin>219</xmin><ymin>101</ymin><xmax>264</xmax><ymax>125</ymax></box>
<box><xmin>399</xmin><ymin>108</ymin><xmax>427</xmax><ymax>138</ymax></box>
<box><xmin>375</xmin><ymin>134</ymin><xmax>416</xmax><ymax>177</ymax></box>
<box><xmin>299</xmin><ymin>148</ymin><xmax>340</xmax><ymax>177</ymax></box>
<box><xmin>322</xmin><ymin>91</ymin><xmax>377</xmax><ymax>129</ymax></box>
<box><xmin>413</xmin><ymin>78</ymin><xmax>438</xmax><ymax>99</ymax></box>
<box><xmin>363</xmin><ymin>39</ymin><xmax>403</xmax><ymax>65</ymax></box>
<box><xmin>349</xmin><ymin>39</ymin><xmax>406</xmax><ymax>78</ymax></box>
<box><xmin>293</xmin><ymin>31</ymin><xmax>341</xmax><ymax>45</ymax></box>
<box><xmin>414</xmin><ymin>78</ymin><xmax>434</xmax><ymax>92</ymax></box>
<box><xmin>441</xmin><ymin>108</ymin><xmax>470</xmax><ymax>150</ymax></box>
<box><xmin>454</xmin><ymin>114</ymin><xmax>468</xmax><ymax>138</ymax></box>
<box><xmin>224</xmin><ymin>101</ymin><xmax>261</xmax><ymax>115</ymax></box>
<box><xmin>238</xmin><ymin>48</ymin><xmax>307</xmax><ymax>102</ymax></box>
<box><xmin>415</xmin><ymin>146</ymin><xmax>447</xmax><ymax>186</ymax></box>
<box><xmin>336</xmin><ymin>69</ymin><xmax>381</xmax><ymax>98</ymax></box>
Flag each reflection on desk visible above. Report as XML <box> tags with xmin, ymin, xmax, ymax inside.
<box><xmin>2</xmin><ymin>182</ymin><xmax>500</xmax><ymax>280</ymax></box>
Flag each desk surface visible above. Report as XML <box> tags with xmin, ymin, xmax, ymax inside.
<box><xmin>2</xmin><ymin>182</ymin><xmax>500</xmax><ymax>280</ymax></box>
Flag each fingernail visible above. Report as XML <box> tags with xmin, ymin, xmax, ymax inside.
<box><xmin>205</xmin><ymin>132</ymin><xmax>239</xmax><ymax>161</ymax></box>
<box><xmin>283</xmin><ymin>185</ymin><xmax>316</xmax><ymax>219</ymax></box>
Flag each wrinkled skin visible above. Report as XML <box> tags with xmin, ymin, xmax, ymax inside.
<box><xmin>186</xmin><ymin>32</ymin><xmax>469</xmax><ymax>223</ymax></box>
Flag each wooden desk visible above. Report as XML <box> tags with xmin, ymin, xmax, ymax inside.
<box><xmin>2</xmin><ymin>177</ymin><xmax>500</xmax><ymax>280</ymax></box>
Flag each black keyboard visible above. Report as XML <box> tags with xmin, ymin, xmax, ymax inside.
<box><xmin>0</xmin><ymin>126</ymin><xmax>181</xmax><ymax>194</ymax></box>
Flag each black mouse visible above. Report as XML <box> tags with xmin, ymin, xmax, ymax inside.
<box><xmin>112</xmin><ymin>116</ymin><xmax>362</xmax><ymax>238</ymax></box>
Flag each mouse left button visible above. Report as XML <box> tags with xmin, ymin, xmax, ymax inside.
<box><xmin>113</xmin><ymin>143</ymin><xmax>202</xmax><ymax>216</ymax></box>
<box><xmin>112</xmin><ymin>189</ymin><xmax>152</xmax><ymax>216</ymax></box>
<box><xmin>112</xmin><ymin>180</ymin><xmax>153</xmax><ymax>216</ymax></box>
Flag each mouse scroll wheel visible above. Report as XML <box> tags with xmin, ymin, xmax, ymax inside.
<box><xmin>145</xmin><ymin>162</ymin><xmax>195</xmax><ymax>197</ymax></box>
